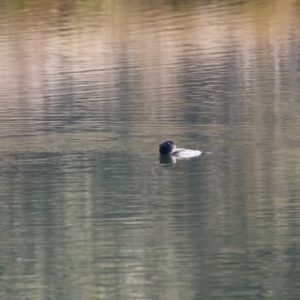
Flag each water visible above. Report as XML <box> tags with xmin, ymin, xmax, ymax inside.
<box><xmin>1</xmin><ymin>0</ymin><xmax>300</xmax><ymax>299</ymax></box>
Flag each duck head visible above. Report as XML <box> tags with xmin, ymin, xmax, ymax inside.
<box><xmin>159</xmin><ymin>141</ymin><xmax>176</xmax><ymax>155</ymax></box>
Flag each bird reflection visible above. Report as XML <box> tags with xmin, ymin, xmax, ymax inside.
<box><xmin>159</xmin><ymin>155</ymin><xmax>195</xmax><ymax>165</ymax></box>
<box><xmin>159</xmin><ymin>155</ymin><xmax>177</xmax><ymax>165</ymax></box>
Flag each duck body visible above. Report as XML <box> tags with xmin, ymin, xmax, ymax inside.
<box><xmin>159</xmin><ymin>141</ymin><xmax>201</xmax><ymax>158</ymax></box>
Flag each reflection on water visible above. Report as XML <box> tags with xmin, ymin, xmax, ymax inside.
<box><xmin>159</xmin><ymin>155</ymin><xmax>177</xmax><ymax>165</ymax></box>
<box><xmin>1</xmin><ymin>0</ymin><xmax>300</xmax><ymax>299</ymax></box>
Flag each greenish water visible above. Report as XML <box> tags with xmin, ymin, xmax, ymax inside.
<box><xmin>1</xmin><ymin>1</ymin><xmax>300</xmax><ymax>299</ymax></box>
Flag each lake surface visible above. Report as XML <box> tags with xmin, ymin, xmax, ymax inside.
<box><xmin>1</xmin><ymin>0</ymin><xmax>300</xmax><ymax>299</ymax></box>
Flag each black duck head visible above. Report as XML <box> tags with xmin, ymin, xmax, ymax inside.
<box><xmin>159</xmin><ymin>141</ymin><xmax>176</xmax><ymax>155</ymax></box>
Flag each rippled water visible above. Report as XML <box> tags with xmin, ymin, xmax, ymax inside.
<box><xmin>1</xmin><ymin>0</ymin><xmax>300</xmax><ymax>299</ymax></box>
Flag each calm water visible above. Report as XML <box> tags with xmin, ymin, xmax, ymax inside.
<box><xmin>1</xmin><ymin>0</ymin><xmax>300</xmax><ymax>299</ymax></box>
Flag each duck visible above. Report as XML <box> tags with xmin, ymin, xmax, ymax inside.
<box><xmin>159</xmin><ymin>141</ymin><xmax>201</xmax><ymax>158</ymax></box>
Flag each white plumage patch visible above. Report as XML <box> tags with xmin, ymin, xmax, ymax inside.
<box><xmin>172</xmin><ymin>148</ymin><xmax>202</xmax><ymax>158</ymax></box>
